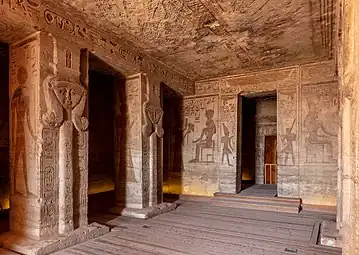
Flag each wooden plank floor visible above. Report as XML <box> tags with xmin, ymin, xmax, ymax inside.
<box><xmin>55</xmin><ymin>200</ymin><xmax>341</xmax><ymax>255</ymax></box>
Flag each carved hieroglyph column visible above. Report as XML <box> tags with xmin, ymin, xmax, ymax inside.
<box><xmin>42</xmin><ymin>34</ymin><xmax>89</xmax><ymax>235</ymax></box>
<box><xmin>114</xmin><ymin>73</ymin><xmax>164</xmax><ymax>210</ymax></box>
<box><xmin>142</xmin><ymin>75</ymin><xmax>164</xmax><ymax>207</ymax></box>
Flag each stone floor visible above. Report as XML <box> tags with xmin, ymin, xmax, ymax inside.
<box><xmin>239</xmin><ymin>184</ymin><xmax>278</xmax><ymax>197</ymax></box>
<box><xmin>54</xmin><ymin>198</ymin><xmax>341</xmax><ymax>255</ymax></box>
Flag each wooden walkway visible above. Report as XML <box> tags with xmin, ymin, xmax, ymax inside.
<box><xmin>55</xmin><ymin>199</ymin><xmax>341</xmax><ymax>255</ymax></box>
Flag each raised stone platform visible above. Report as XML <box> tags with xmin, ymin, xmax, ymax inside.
<box><xmin>320</xmin><ymin>221</ymin><xmax>342</xmax><ymax>248</ymax></box>
<box><xmin>110</xmin><ymin>202</ymin><xmax>177</xmax><ymax>219</ymax></box>
<box><xmin>0</xmin><ymin>223</ymin><xmax>109</xmax><ymax>255</ymax></box>
<box><xmin>212</xmin><ymin>192</ymin><xmax>302</xmax><ymax>213</ymax></box>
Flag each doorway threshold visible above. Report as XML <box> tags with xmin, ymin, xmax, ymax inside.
<box><xmin>240</xmin><ymin>184</ymin><xmax>277</xmax><ymax>197</ymax></box>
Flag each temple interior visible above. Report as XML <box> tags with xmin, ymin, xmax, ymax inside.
<box><xmin>0</xmin><ymin>0</ymin><xmax>358</xmax><ymax>254</ymax></box>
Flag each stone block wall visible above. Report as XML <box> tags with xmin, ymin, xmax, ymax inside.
<box><xmin>178</xmin><ymin>61</ymin><xmax>339</xmax><ymax>206</ymax></box>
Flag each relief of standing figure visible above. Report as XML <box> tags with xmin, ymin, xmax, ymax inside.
<box><xmin>221</xmin><ymin>123</ymin><xmax>234</xmax><ymax>166</ymax></box>
<box><xmin>280</xmin><ymin>119</ymin><xmax>296</xmax><ymax>165</ymax></box>
<box><xmin>11</xmin><ymin>86</ymin><xmax>36</xmax><ymax>198</ymax></box>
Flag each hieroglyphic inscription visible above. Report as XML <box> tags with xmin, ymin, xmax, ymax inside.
<box><xmin>196</xmin><ymin>80</ymin><xmax>220</xmax><ymax>95</ymax></box>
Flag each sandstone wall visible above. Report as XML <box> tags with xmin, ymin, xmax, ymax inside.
<box><xmin>179</xmin><ymin>61</ymin><xmax>339</xmax><ymax>206</ymax></box>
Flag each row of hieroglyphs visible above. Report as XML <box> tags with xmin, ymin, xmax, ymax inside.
<box><xmin>0</xmin><ymin>0</ymin><xmax>194</xmax><ymax>95</ymax></box>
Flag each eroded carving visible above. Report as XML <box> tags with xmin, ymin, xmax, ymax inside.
<box><xmin>142</xmin><ymin>78</ymin><xmax>164</xmax><ymax>138</ymax></box>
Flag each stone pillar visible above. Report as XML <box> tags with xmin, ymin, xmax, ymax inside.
<box><xmin>0</xmin><ymin>32</ymin><xmax>108</xmax><ymax>255</ymax></box>
<box><xmin>112</xmin><ymin>73</ymin><xmax>176</xmax><ymax>218</ymax></box>
<box><xmin>114</xmin><ymin>74</ymin><xmax>144</xmax><ymax>209</ymax></box>
<box><xmin>142</xmin><ymin>75</ymin><xmax>164</xmax><ymax>206</ymax></box>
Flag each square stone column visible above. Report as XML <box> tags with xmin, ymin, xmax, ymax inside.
<box><xmin>111</xmin><ymin>73</ymin><xmax>176</xmax><ymax>218</ymax></box>
<box><xmin>0</xmin><ymin>32</ymin><xmax>108</xmax><ymax>255</ymax></box>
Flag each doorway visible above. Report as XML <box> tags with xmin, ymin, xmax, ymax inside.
<box><xmin>161</xmin><ymin>84</ymin><xmax>183</xmax><ymax>202</ymax></box>
<box><xmin>0</xmin><ymin>42</ymin><xmax>9</xmax><ymax>233</ymax></box>
<box><xmin>87</xmin><ymin>54</ymin><xmax>122</xmax><ymax>216</ymax></box>
<box><xmin>264</xmin><ymin>136</ymin><xmax>277</xmax><ymax>184</ymax></box>
<box><xmin>239</xmin><ymin>94</ymin><xmax>277</xmax><ymax>195</ymax></box>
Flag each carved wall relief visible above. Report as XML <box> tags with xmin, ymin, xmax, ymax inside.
<box><xmin>181</xmin><ymin>95</ymin><xmax>219</xmax><ymax>196</ymax></box>
<box><xmin>220</xmin><ymin>96</ymin><xmax>236</xmax><ymax>167</ymax></box>
<box><xmin>278</xmin><ymin>89</ymin><xmax>298</xmax><ymax>166</ymax></box>
<box><xmin>142</xmin><ymin>79</ymin><xmax>164</xmax><ymax>138</ymax></box>
<box><xmin>183</xmin><ymin>96</ymin><xmax>218</xmax><ymax>164</ymax></box>
<box><xmin>301</xmin><ymin>84</ymin><xmax>339</xmax><ymax>164</ymax></box>
<box><xmin>115</xmin><ymin>77</ymin><xmax>141</xmax><ymax>186</ymax></box>
<box><xmin>9</xmin><ymin>33</ymin><xmax>40</xmax><ymax>235</ymax></box>
<box><xmin>10</xmin><ymin>35</ymin><xmax>39</xmax><ymax>198</ymax></box>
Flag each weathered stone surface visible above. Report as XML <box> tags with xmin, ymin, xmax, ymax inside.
<box><xmin>336</xmin><ymin>0</ymin><xmax>359</xmax><ymax>254</ymax></box>
<box><xmin>0</xmin><ymin>223</ymin><xmax>109</xmax><ymax>255</ymax></box>
<box><xmin>61</xmin><ymin>0</ymin><xmax>334</xmax><ymax>80</ymax></box>
<box><xmin>110</xmin><ymin>202</ymin><xmax>177</xmax><ymax>220</ymax></box>
<box><xmin>0</xmin><ymin>0</ymin><xmax>194</xmax><ymax>95</ymax></box>
<box><xmin>181</xmin><ymin>61</ymin><xmax>339</xmax><ymax>206</ymax></box>
<box><xmin>320</xmin><ymin>220</ymin><xmax>342</xmax><ymax>248</ymax></box>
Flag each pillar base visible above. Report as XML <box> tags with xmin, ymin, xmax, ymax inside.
<box><xmin>0</xmin><ymin>223</ymin><xmax>109</xmax><ymax>255</ymax></box>
<box><xmin>110</xmin><ymin>202</ymin><xmax>177</xmax><ymax>219</ymax></box>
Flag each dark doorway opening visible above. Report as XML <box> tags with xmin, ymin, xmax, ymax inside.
<box><xmin>239</xmin><ymin>94</ymin><xmax>277</xmax><ymax>195</ymax></box>
<box><xmin>161</xmin><ymin>84</ymin><xmax>183</xmax><ymax>202</ymax></box>
<box><xmin>241</xmin><ymin>97</ymin><xmax>256</xmax><ymax>190</ymax></box>
<box><xmin>88</xmin><ymin>54</ymin><xmax>123</xmax><ymax>216</ymax></box>
<box><xmin>0</xmin><ymin>42</ymin><xmax>9</xmax><ymax>233</ymax></box>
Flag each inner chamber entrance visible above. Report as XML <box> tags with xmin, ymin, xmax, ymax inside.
<box><xmin>87</xmin><ymin>54</ymin><xmax>123</xmax><ymax>216</ymax></box>
<box><xmin>240</xmin><ymin>94</ymin><xmax>277</xmax><ymax>195</ymax></box>
<box><xmin>162</xmin><ymin>84</ymin><xmax>183</xmax><ymax>201</ymax></box>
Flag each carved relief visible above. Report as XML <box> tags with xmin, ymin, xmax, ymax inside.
<box><xmin>10</xmin><ymin>35</ymin><xmax>39</xmax><ymax>199</ymax></box>
<box><xmin>220</xmin><ymin>95</ymin><xmax>236</xmax><ymax>166</ymax></box>
<box><xmin>301</xmin><ymin>85</ymin><xmax>339</xmax><ymax>164</ymax></box>
<box><xmin>142</xmin><ymin>78</ymin><xmax>164</xmax><ymax>138</ymax></box>
<box><xmin>40</xmin><ymin>35</ymin><xmax>88</xmax><ymax>235</ymax></box>
<box><xmin>195</xmin><ymin>80</ymin><xmax>220</xmax><ymax>95</ymax></box>
<box><xmin>301</xmin><ymin>61</ymin><xmax>337</xmax><ymax>85</ymax></box>
<box><xmin>278</xmin><ymin>89</ymin><xmax>297</xmax><ymax>166</ymax></box>
<box><xmin>115</xmin><ymin>78</ymin><xmax>141</xmax><ymax>184</ymax></box>
<box><xmin>221</xmin><ymin>123</ymin><xmax>234</xmax><ymax>166</ymax></box>
<box><xmin>183</xmin><ymin>96</ymin><xmax>218</xmax><ymax>164</ymax></box>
